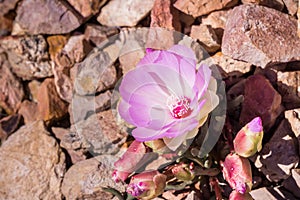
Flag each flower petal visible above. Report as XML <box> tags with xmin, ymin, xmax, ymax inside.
<box><xmin>168</xmin><ymin>45</ymin><xmax>197</xmax><ymax>64</ymax></box>
<box><xmin>194</xmin><ymin>64</ymin><xmax>212</xmax><ymax>99</ymax></box>
<box><xmin>132</xmin><ymin>127</ymin><xmax>169</xmax><ymax>141</ymax></box>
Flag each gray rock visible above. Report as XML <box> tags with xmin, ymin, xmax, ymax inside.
<box><xmin>62</xmin><ymin>155</ymin><xmax>125</xmax><ymax>200</ymax></box>
<box><xmin>0</xmin><ymin>121</ymin><xmax>66</xmax><ymax>199</ymax></box>
<box><xmin>84</xmin><ymin>24</ymin><xmax>119</xmax><ymax>47</ymax></box>
<box><xmin>285</xmin><ymin>109</ymin><xmax>300</xmax><ymax>155</ymax></box>
<box><xmin>222</xmin><ymin>4</ymin><xmax>300</xmax><ymax>67</ymax></box>
<box><xmin>254</xmin><ymin>119</ymin><xmax>299</xmax><ymax>182</ymax></box>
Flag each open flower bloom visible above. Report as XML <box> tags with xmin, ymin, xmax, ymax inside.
<box><xmin>127</xmin><ymin>170</ymin><xmax>167</xmax><ymax>200</ymax></box>
<box><xmin>229</xmin><ymin>190</ymin><xmax>253</xmax><ymax>200</ymax></box>
<box><xmin>118</xmin><ymin>45</ymin><xmax>219</xmax><ymax>150</ymax></box>
<box><xmin>222</xmin><ymin>153</ymin><xmax>252</xmax><ymax>194</ymax></box>
<box><xmin>233</xmin><ymin>117</ymin><xmax>263</xmax><ymax>158</ymax></box>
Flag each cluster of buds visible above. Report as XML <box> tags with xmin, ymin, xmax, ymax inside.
<box><xmin>171</xmin><ymin>162</ymin><xmax>195</xmax><ymax>181</ymax></box>
<box><xmin>222</xmin><ymin>117</ymin><xmax>263</xmax><ymax>199</ymax></box>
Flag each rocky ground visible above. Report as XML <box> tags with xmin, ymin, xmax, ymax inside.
<box><xmin>0</xmin><ymin>0</ymin><xmax>300</xmax><ymax>199</ymax></box>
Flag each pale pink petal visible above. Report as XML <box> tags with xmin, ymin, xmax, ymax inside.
<box><xmin>194</xmin><ymin>64</ymin><xmax>211</xmax><ymax>99</ymax></box>
<box><xmin>137</xmin><ymin>50</ymin><xmax>161</xmax><ymax>66</ymax></box>
<box><xmin>168</xmin><ymin>45</ymin><xmax>197</xmax><ymax>64</ymax></box>
<box><xmin>132</xmin><ymin>127</ymin><xmax>169</xmax><ymax>141</ymax></box>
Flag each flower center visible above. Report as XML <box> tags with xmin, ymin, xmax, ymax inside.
<box><xmin>167</xmin><ymin>95</ymin><xmax>191</xmax><ymax>119</ymax></box>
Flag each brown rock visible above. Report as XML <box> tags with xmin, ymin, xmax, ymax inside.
<box><xmin>28</xmin><ymin>80</ymin><xmax>41</xmax><ymax>102</ymax></box>
<box><xmin>241</xmin><ymin>0</ymin><xmax>285</xmax><ymax>10</ymax></box>
<box><xmin>150</xmin><ymin>0</ymin><xmax>181</xmax><ymax>31</ymax></box>
<box><xmin>36</xmin><ymin>78</ymin><xmax>68</xmax><ymax>123</ymax></box>
<box><xmin>62</xmin><ymin>155</ymin><xmax>125</xmax><ymax>200</ymax></box>
<box><xmin>66</xmin><ymin>0</ymin><xmax>107</xmax><ymax>18</ymax></box>
<box><xmin>283</xmin><ymin>0</ymin><xmax>299</xmax><ymax>15</ymax></box>
<box><xmin>97</xmin><ymin>0</ymin><xmax>155</xmax><ymax>26</ymax></box>
<box><xmin>119</xmin><ymin>50</ymin><xmax>145</xmax><ymax>74</ymax></box>
<box><xmin>47</xmin><ymin>35</ymin><xmax>68</xmax><ymax>62</ymax></box>
<box><xmin>283</xmin><ymin>169</ymin><xmax>300</xmax><ymax>198</ymax></box>
<box><xmin>84</xmin><ymin>24</ymin><xmax>119</xmax><ymax>46</ymax></box>
<box><xmin>0</xmin><ymin>114</ymin><xmax>21</xmax><ymax>142</ymax></box>
<box><xmin>18</xmin><ymin>100</ymin><xmax>39</xmax><ymax>124</ymax></box>
<box><xmin>277</xmin><ymin>71</ymin><xmax>300</xmax><ymax>109</ymax></box>
<box><xmin>0</xmin><ymin>15</ymin><xmax>13</xmax><ymax>36</ymax></box>
<box><xmin>0</xmin><ymin>35</ymin><xmax>53</xmax><ymax>80</ymax></box>
<box><xmin>0</xmin><ymin>121</ymin><xmax>66</xmax><ymax>199</ymax></box>
<box><xmin>222</xmin><ymin>4</ymin><xmax>300</xmax><ymax>67</ymax></box>
<box><xmin>240</xmin><ymin>74</ymin><xmax>283</xmax><ymax>130</ymax></box>
<box><xmin>173</xmin><ymin>0</ymin><xmax>238</xmax><ymax>17</ymax></box>
<box><xmin>0</xmin><ymin>0</ymin><xmax>19</xmax><ymax>15</ymax></box>
<box><xmin>250</xmin><ymin>187</ymin><xmax>297</xmax><ymax>199</ymax></box>
<box><xmin>254</xmin><ymin>119</ymin><xmax>299</xmax><ymax>182</ymax></box>
<box><xmin>190</xmin><ymin>24</ymin><xmax>220</xmax><ymax>53</ymax></box>
<box><xmin>13</xmin><ymin>0</ymin><xmax>83</xmax><ymax>35</ymax></box>
<box><xmin>298</xmin><ymin>0</ymin><xmax>300</xmax><ymax>37</ymax></box>
<box><xmin>202</xmin><ymin>10</ymin><xmax>232</xmax><ymax>39</ymax></box>
<box><xmin>0</xmin><ymin>53</ymin><xmax>24</xmax><ymax>114</ymax></box>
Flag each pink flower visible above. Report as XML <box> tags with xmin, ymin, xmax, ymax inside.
<box><xmin>229</xmin><ymin>190</ymin><xmax>253</xmax><ymax>200</ymax></box>
<box><xmin>118</xmin><ymin>45</ymin><xmax>219</xmax><ymax>150</ymax></box>
<box><xmin>233</xmin><ymin>117</ymin><xmax>263</xmax><ymax>158</ymax></box>
<box><xmin>127</xmin><ymin>170</ymin><xmax>167</xmax><ymax>200</ymax></box>
<box><xmin>222</xmin><ymin>153</ymin><xmax>252</xmax><ymax>194</ymax></box>
<box><xmin>112</xmin><ymin>140</ymin><xmax>146</xmax><ymax>182</ymax></box>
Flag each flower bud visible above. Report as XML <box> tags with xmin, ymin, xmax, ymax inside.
<box><xmin>113</xmin><ymin>140</ymin><xmax>146</xmax><ymax>182</ymax></box>
<box><xmin>171</xmin><ymin>162</ymin><xmax>195</xmax><ymax>181</ymax></box>
<box><xmin>234</xmin><ymin>117</ymin><xmax>263</xmax><ymax>158</ymax></box>
<box><xmin>144</xmin><ymin>139</ymin><xmax>167</xmax><ymax>154</ymax></box>
<box><xmin>222</xmin><ymin>153</ymin><xmax>252</xmax><ymax>194</ymax></box>
<box><xmin>229</xmin><ymin>190</ymin><xmax>253</xmax><ymax>200</ymax></box>
<box><xmin>127</xmin><ymin>170</ymin><xmax>167</xmax><ymax>200</ymax></box>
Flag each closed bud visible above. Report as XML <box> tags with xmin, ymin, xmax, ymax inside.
<box><xmin>127</xmin><ymin>170</ymin><xmax>167</xmax><ymax>200</ymax></box>
<box><xmin>222</xmin><ymin>153</ymin><xmax>252</xmax><ymax>194</ymax></box>
<box><xmin>234</xmin><ymin>117</ymin><xmax>263</xmax><ymax>158</ymax></box>
<box><xmin>112</xmin><ymin>140</ymin><xmax>146</xmax><ymax>182</ymax></box>
<box><xmin>229</xmin><ymin>190</ymin><xmax>253</xmax><ymax>200</ymax></box>
<box><xmin>144</xmin><ymin>139</ymin><xmax>167</xmax><ymax>154</ymax></box>
<box><xmin>171</xmin><ymin>162</ymin><xmax>195</xmax><ymax>181</ymax></box>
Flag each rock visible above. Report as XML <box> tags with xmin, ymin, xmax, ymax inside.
<box><xmin>0</xmin><ymin>114</ymin><xmax>21</xmax><ymax>142</ymax></box>
<box><xmin>190</xmin><ymin>24</ymin><xmax>220</xmax><ymax>53</ymax></box>
<box><xmin>36</xmin><ymin>78</ymin><xmax>68</xmax><ymax>123</ymax></box>
<box><xmin>298</xmin><ymin>0</ymin><xmax>300</xmax><ymax>37</ymax></box>
<box><xmin>173</xmin><ymin>0</ymin><xmax>238</xmax><ymax>17</ymax></box>
<box><xmin>119</xmin><ymin>50</ymin><xmax>145</xmax><ymax>74</ymax></box>
<box><xmin>250</xmin><ymin>187</ymin><xmax>297</xmax><ymax>199</ymax></box>
<box><xmin>0</xmin><ymin>15</ymin><xmax>13</xmax><ymax>36</ymax></box>
<box><xmin>62</xmin><ymin>155</ymin><xmax>125</xmax><ymax>200</ymax></box>
<box><xmin>254</xmin><ymin>119</ymin><xmax>299</xmax><ymax>182</ymax></box>
<box><xmin>84</xmin><ymin>24</ymin><xmax>119</xmax><ymax>46</ymax></box>
<box><xmin>202</xmin><ymin>10</ymin><xmax>232</xmax><ymax>39</ymax></box>
<box><xmin>283</xmin><ymin>0</ymin><xmax>299</xmax><ymax>15</ymax></box>
<box><xmin>0</xmin><ymin>121</ymin><xmax>66</xmax><ymax>199</ymax></box>
<box><xmin>240</xmin><ymin>74</ymin><xmax>283</xmax><ymax>131</ymax></box>
<box><xmin>66</xmin><ymin>0</ymin><xmax>107</xmax><ymax>18</ymax></box>
<box><xmin>47</xmin><ymin>35</ymin><xmax>68</xmax><ymax>62</ymax></box>
<box><xmin>13</xmin><ymin>0</ymin><xmax>83</xmax><ymax>35</ymax></box>
<box><xmin>241</xmin><ymin>0</ymin><xmax>285</xmax><ymax>10</ymax></box>
<box><xmin>28</xmin><ymin>80</ymin><xmax>41</xmax><ymax>102</ymax></box>
<box><xmin>150</xmin><ymin>0</ymin><xmax>181</xmax><ymax>31</ymax></box>
<box><xmin>0</xmin><ymin>53</ymin><xmax>24</xmax><ymax>114</ymax></box>
<box><xmin>222</xmin><ymin>4</ymin><xmax>300</xmax><ymax>67</ymax></box>
<box><xmin>69</xmin><ymin>110</ymin><xmax>127</xmax><ymax>155</ymax></box>
<box><xmin>283</xmin><ymin>169</ymin><xmax>300</xmax><ymax>198</ymax></box>
<box><xmin>70</xmin><ymin>91</ymin><xmax>112</xmax><ymax>124</ymax></box>
<box><xmin>0</xmin><ymin>0</ymin><xmax>19</xmax><ymax>15</ymax></box>
<box><xmin>97</xmin><ymin>0</ymin><xmax>155</xmax><ymax>27</ymax></box>
<box><xmin>18</xmin><ymin>100</ymin><xmax>39</xmax><ymax>124</ymax></box>
<box><xmin>0</xmin><ymin>35</ymin><xmax>53</xmax><ymax>80</ymax></box>
<box><xmin>277</xmin><ymin>71</ymin><xmax>300</xmax><ymax>109</ymax></box>
<box><xmin>285</xmin><ymin>109</ymin><xmax>300</xmax><ymax>155</ymax></box>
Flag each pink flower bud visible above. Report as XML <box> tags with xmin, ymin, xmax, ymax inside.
<box><xmin>222</xmin><ymin>153</ymin><xmax>252</xmax><ymax>194</ymax></box>
<box><xmin>171</xmin><ymin>162</ymin><xmax>195</xmax><ymax>181</ymax></box>
<box><xmin>233</xmin><ymin>117</ymin><xmax>263</xmax><ymax>158</ymax></box>
<box><xmin>127</xmin><ymin>170</ymin><xmax>167</xmax><ymax>200</ymax></box>
<box><xmin>229</xmin><ymin>190</ymin><xmax>253</xmax><ymax>200</ymax></box>
<box><xmin>112</xmin><ymin>140</ymin><xmax>146</xmax><ymax>182</ymax></box>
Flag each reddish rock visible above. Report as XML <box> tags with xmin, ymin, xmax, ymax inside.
<box><xmin>277</xmin><ymin>71</ymin><xmax>300</xmax><ymax>109</ymax></box>
<box><xmin>0</xmin><ymin>114</ymin><xmax>21</xmax><ymax>142</ymax></box>
<box><xmin>298</xmin><ymin>0</ymin><xmax>300</xmax><ymax>37</ymax></box>
<box><xmin>0</xmin><ymin>15</ymin><xmax>13</xmax><ymax>36</ymax></box>
<box><xmin>254</xmin><ymin>119</ymin><xmax>299</xmax><ymax>182</ymax></box>
<box><xmin>283</xmin><ymin>0</ymin><xmax>298</xmax><ymax>15</ymax></box>
<box><xmin>190</xmin><ymin>24</ymin><xmax>220</xmax><ymax>53</ymax></box>
<box><xmin>36</xmin><ymin>78</ymin><xmax>68</xmax><ymax>123</ymax></box>
<box><xmin>52</xmin><ymin>64</ymin><xmax>73</xmax><ymax>103</ymax></box>
<box><xmin>46</xmin><ymin>35</ymin><xmax>68</xmax><ymax>62</ymax></box>
<box><xmin>173</xmin><ymin>0</ymin><xmax>238</xmax><ymax>17</ymax></box>
<box><xmin>283</xmin><ymin>169</ymin><xmax>300</xmax><ymax>198</ymax></box>
<box><xmin>222</xmin><ymin>4</ymin><xmax>300</xmax><ymax>67</ymax></box>
<box><xmin>18</xmin><ymin>100</ymin><xmax>39</xmax><ymax>124</ymax></box>
<box><xmin>66</xmin><ymin>0</ymin><xmax>107</xmax><ymax>18</ymax></box>
<box><xmin>240</xmin><ymin>74</ymin><xmax>283</xmax><ymax>131</ymax></box>
<box><xmin>0</xmin><ymin>53</ymin><xmax>24</xmax><ymax>114</ymax></box>
<box><xmin>241</xmin><ymin>0</ymin><xmax>285</xmax><ymax>10</ymax></box>
<box><xmin>97</xmin><ymin>0</ymin><xmax>155</xmax><ymax>26</ymax></box>
<box><xmin>13</xmin><ymin>0</ymin><xmax>83</xmax><ymax>35</ymax></box>
<box><xmin>84</xmin><ymin>24</ymin><xmax>119</xmax><ymax>46</ymax></box>
<box><xmin>0</xmin><ymin>35</ymin><xmax>53</xmax><ymax>80</ymax></box>
<box><xmin>0</xmin><ymin>0</ymin><xmax>19</xmax><ymax>15</ymax></box>
<box><xmin>28</xmin><ymin>80</ymin><xmax>41</xmax><ymax>102</ymax></box>
<box><xmin>0</xmin><ymin>121</ymin><xmax>66</xmax><ymax>199</ymax></box>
